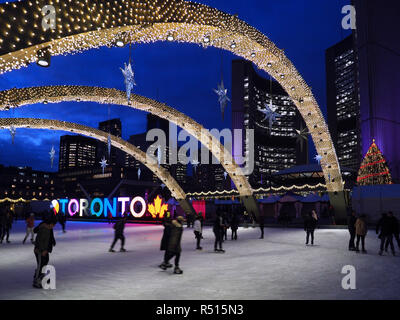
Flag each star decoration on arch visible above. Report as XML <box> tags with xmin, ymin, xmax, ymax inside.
<box><xmin>295</xmin><ymin>123</ymin><xmax>309</xmax><ymax>152</ymax></box>
<box><xmin>314</xmin><ymin>154</ymin><xmax>323</xmax><ymax>164</ymax></box>
<box><xmin>99</xmin><ymin>157</ymin><xmax>108</xmax><ymax>174</ymax></box>
<box><xmin>49</xmin><ymin>145</ymin><xmax>56</xmax><ymax>168</ymax></box>
<box><xmin>192</xmin><ymin>159</ymin><xmax>200</xmax><ymax>173</ymax></box>
<box><xmin>259</xmin><ymin>101</ymin><xmax>281</xmax><ymax>131</ymax></box>
<box><xmin>9</xmin><ymin>125</ymin><xmax>16</xmax><ymax>144</ymax></box>
<box><xmin>213</xmin><ymin>80</ymin><xmax>230</xmax><ymax>120</ymax></box>
<box><xmin>120</xmin><ymin>61</ymin><xmax>136</xmax><ymax>102</ymax></box>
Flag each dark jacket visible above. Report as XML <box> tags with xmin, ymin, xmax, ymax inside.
<box><xmin>114</xmin><ymin>220</ymin><xmax>126</xmax><ymax>235</ymax></box>
<box><xmin>213</xmin><ymin>216</ymin><xmax>224</xmax><ymax>233</ymax></box>
<box><xmin>34</xmin><ymin>223</ymin><xmax>56</xmax><ymax>253</ymax></box>
<box><xmin>304</xmin><ymin>216</ymin><xmax>317</xmax><ymax>231</ymax></box>
<box><xmin>347</xmin><ymin>215</ymin><xmax>357</xmax><ymax>232</ymax></box>
<box><xmin>167</xmin><ymin>220</ymin><xmax>183</xmax><ymax>253</ymax></box>
<box><xmin>160</xmin><ymin>220</ymin><xmax>172</xmax><ymax>251</ymax></box>
<box><xmin>376</xmin><ymin>216</ymin><xmax>396</xmax><ymax>236</ymax></box>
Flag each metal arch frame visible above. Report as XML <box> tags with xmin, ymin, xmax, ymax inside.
<box><xmin>0</xmin><ymin>85</ymin><xmax>260</xmax><ymax>216</ymax></box>
<box><xmin>0</xmin><ymin>117</ymin><xmax>196</xmax><ymax>215</ymax></box>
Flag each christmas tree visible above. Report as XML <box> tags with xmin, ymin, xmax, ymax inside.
<box><xmin>357</xmin><ymin>139</ymin><xmax>393</xmax><ymax>185</ymax></box>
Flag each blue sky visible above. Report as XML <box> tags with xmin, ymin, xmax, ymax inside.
<box><xmin>0</xmin><ymin>0</ymin><xmax>350</xmax><ymax>171</ymax></box>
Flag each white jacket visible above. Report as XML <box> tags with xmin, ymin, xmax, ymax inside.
<box><xmin>194</xmin><ymin>220</ymin><xmax>202</xmax><ymax>232</ymax></box>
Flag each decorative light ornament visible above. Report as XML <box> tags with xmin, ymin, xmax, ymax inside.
<box><xmin>137</xmin><ymin>167</ymin><xmax>141</xmax><ymax>180</ymax></box>
<box><xmin>192</xmin><ymin>159</ymin><xmax>199</xmax><ymax>173</ymax></box>
<box><xmin>224</xmin><ymin>171</ymin><xmax>228</xmax><ymax>180</ymax></box>
<box><xmin>259</xmin><ymin>101</ymin><xmax>281</xmax><ymax>131</ymax></box>
<box><xmin>120</xmin><ymin>61</ymin><xmax>136</xmax><ymax>102</ymax></box>
<box><xmin>107</xmin><ymin>134</ymin><xmax>111</xmax><ymax>158</ymax></box>
<box><xmin>295</xmin><ymin>124</ymin><xmax>309</xmax><ymax>152</ymax></box>
<box><xmin>160</xmin><ymin>183</ymin><xmax>166</xmax><ymax>189</ymax></box>
<box><xmin>49</xmin><ymin>145</ymin><xmax>55</xmax><ymax>168</ymax></box>
<box><xmin>9</xmin><ymin>125</ymin><xmax>16</xmax><ymax>144</ymax></box>
<box><xmin>99</xmin><ymin>156</ymin><xmax>108</xmax><ymax>174</ymax></box>
<box><xmin>167</xmin><ymin>33</ymin><xmax>174</xmax><ymax>41</ymax></box>
<box><xmin>314</xmin><ymin>154</ymin><xmax>323</xmax><ymax>164</ymax></box>
<box><xmin>157</xmin><ymin>145</ymin><xmax>162</xmax><ymax>167</ymax></box>
<box><xmin>214</xmin><ymin>80</ymin><xmax>230</xmax><ymax>120</ymax></box>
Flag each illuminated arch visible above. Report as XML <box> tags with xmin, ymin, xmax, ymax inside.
<box><xmin>0</xmin><ymin>117</ymin><xmax>196</xmax><ymax>214</ymax></box>
<box><xmin>0</xmin><ymin>0</ymin><xmax>344</xmax><ymax>196</ymax></box>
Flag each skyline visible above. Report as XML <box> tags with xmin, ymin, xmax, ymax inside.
<box><xmin>0</xmin><ymin>0</ymin><xmax>350</xmax><ymax>171</ymax></box>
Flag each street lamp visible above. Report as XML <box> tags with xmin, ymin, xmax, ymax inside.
<box><xmin>36</xmin><ymin>47</ymin><xmax>50</xmax><ymax>67</ymax></box>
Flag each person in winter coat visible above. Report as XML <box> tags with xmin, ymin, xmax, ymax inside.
<box><xmin>376</xmin><ymin>212</ymin><xmax>396</xmax><ymax>256</ymax></box>
<box><xmin>355</xmin><ymin>214</ymin><xmax>368</xmax><ymax>253</ymax></box>
<box><xmin>222</xmin><ymin>212</ymin><xmax>228</xmax><ymax>241</ymax></box>
<box><xmin>304</xmin><ymin>211</ymin><xmax>317</xmax><ymax>246</ymax></box>
<box><xmin>23</xmin><ymin>213</ymin><xmax>36</xmax><ymax>244</ymax></box>
<box><xmin>159</xmin><ymin>213</ymin><xmax>173</xmax><ymax>269</ymax></box>
<box><xmin>33</xmin><ymin>216</ymin><xmax>57</xmax><ymax>288</ymax></box>
<box><xmin>109</xmin><ymin>216</ymin><xmax>127</xmax><ymax>252</ymax></box>
<box><xmin>230</xmin><ymin>213</ymin><xmax>239</xmax><ymax>240</ymax></box>
<box><xmin>385</xmin><ymin>212</ymin><xmax>400</xmax><ymax>251</ymax></box>
<box><xmin>213</xmin><ymin>211</ymin><xmax>225</xmax><ymax>253</ymax></box>
<box><xmin>347</xmin><ymin>210</ymin><xmax>357</xmax><ymax>251</ymax></box>
<box><xmin>259</xmin><ymin>215</ymin><xmax>265</xmax><ymax>239</ymax></box>
<box><xmin>1</xmin><ymin>209</ymin><xmax>14</xmax><ymax>244</ymax></box>
<box><xmin>159</xmin><ymin>216</ymin><xmax>185</xmax><ymax>274</ymax></box>
<box><xmin>58</xmin><ymin>211</ymin><xmax>67</xmax><ymax>233</ymax></box>
<box><xmin>193</xmin><ymin>214</ymin><xmax>202</xmax><ymax>250</ymax></box>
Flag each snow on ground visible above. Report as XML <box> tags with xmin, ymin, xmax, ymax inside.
<box><xmin>0</xmin><ymin>221</ymin><xmax>399</xmax><ymax>300</ymax></box>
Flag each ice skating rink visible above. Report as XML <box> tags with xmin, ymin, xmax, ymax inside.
<box><xmin>0</xmin><ymin>221</ymin><xmax>399</xmax><ymax>300</ymax></box>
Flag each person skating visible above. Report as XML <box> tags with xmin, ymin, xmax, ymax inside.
<box><xmin>193</xmin><ymin>214</ymin><xmax>202</xmax><ymax>250</ymax></box>
<box><xmin>347</xmin><ymin>210</ymin><xmax>357</xmax><ymax>251</ymax></box>
<box><xmin>23</xmin><ymin>213</ymin><xmax>35</xmax><ymax>244</ymax></box>
<box><xmin>304</xmin><ymin>211</ymin><xmax>317</xmax><ymax>246</ymax></box>
<box><xmin>376</xmin><ymin>212</ymin><xmax>395</xmax><ymax>256</ymax></box>
<box><xmin>159</xmin><ymin>216</ymin><xmax>185</xmax><ymax>274</ymax></box>
<box><xmin>213</xmin><ymin>211</ymin><xmax>225</xmax><ymax>253</ymax></box>
<box><xmin>109</xmin><ymin>216</ymin><xmax>127</xmax><ymax>252</ymax></box>
<box><xmin>222</xmin><ymin>212</ymin><xmax>228</xmax><ymax>241</ymax></box>
<box><xmin>230</xmin><ymin>213</ymin><xmax>238</xmax><ymax>240</ymax></box>
<box><xmin>33</xmin><ymin>216</ymin><xmax>57</xmax><ymax>288</ymax></box>
<box><xmin>1</xmin><ymin>209</ymin><xmax>14</xmax><ymax>244</ymax></box>
<box><xmin>385</xmin><ymin>212</ymin><xmax>400</xmax><ymax>250</ymax></box>
<box><xmin>259</xmin><ymin>215</ymin><xmax>265</xmax><ymax>239</ymax></box>
<box><xmin>355</xmin><ymin>214</ymin><xmax>368</xmax><ymax>253</ymax></box>
<box><xmin>159</xmin><ymin>213</ymin><xmax>173</xmax><ymax>269</ymax></box>
<box><xmin>58</xmin><ymin>211</ymin><xmax>67</xmax><ymax>233</ymax></box>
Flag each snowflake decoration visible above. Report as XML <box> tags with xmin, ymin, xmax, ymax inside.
<box><xmin>9</xmin><ymin>125</ymin><xmax>16</xmax><ymax>144</ymax></box>
<box><xmin>213</xmin><ymin>80</ymin><xmax>230</xmax><ymax>120</ymax></box>
<box><xmin>99</xmin><ymin>157</ymin><xmax>108</xmax><ymax>174</ymax></box>
<box><xmin>259</xmin><ymin>101</ymin><xmax>281</xmax><ymax>131</ymax></box>
<box><xmin>224</xmin><ymin>171</ymin><xmax>228</xmax><ymax>180</ymax></box>
<box><xmin>160</xmin><ymin>183</ymin><xmax>166</xmax><ymax>189</ymax></box>
<box><xmin>157</xmin><ymin>146</ymin><xmax>162</xmax><ymax>167</ymax></box>
<box><xmin>120</xmin><ymin>61</ymin><xmax>136</xmax><ymax>102</ymax></box>
<box><xmin>192</xmin><ymin>159</ymin><xmax>200</xmax><ymax>173</ymax></box>
<box><xmin>49</xmin><ymin>146</ymin><xmax>56</xmax><ymax>168</ymax></box>
<box><xmin>295</xmin><ymin>124</ymin><xmax>309</xmax><ymax>152</ymax></box>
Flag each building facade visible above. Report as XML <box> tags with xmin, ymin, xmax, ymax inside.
<box><xmin>58</xmin><ymin>135</ymin><xmax>97</xmax><ymax>171</ymax></box>
<box><xmin>232</xmin><ymin>59</ymin><xmax>308</xmax><ymax>188</ymax></box>
<box><xmin>326</xmin><ymin>35</ymin><xmax>361</xmax><ymax>172</ymax></box>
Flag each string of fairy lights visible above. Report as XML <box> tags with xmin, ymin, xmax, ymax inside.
<box><xmin>0</xmin><ymin>0</ymin><xmax>344</xmax><ymax>194</ymax></box>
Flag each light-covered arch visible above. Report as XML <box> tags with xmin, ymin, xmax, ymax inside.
<box><xmin>0</xmin><ymin>0</ymin><xmax>347</xmax><ymax>216</ymax></box>
<box><xmin>0</xmin><ymin>117</ymin><xmax>196</xmax><ymax>215</ymax></box>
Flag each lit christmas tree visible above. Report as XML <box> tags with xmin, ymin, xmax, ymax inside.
<box><xmin>357</xmin><ymin>139</ymin><xmax>393</xmax><ymax>185</ymax></box>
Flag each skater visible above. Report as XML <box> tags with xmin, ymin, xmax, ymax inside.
<box><xmin>33</xmin><ymin>216</ymin><xmax>57</xmax><ymax>288</ymax></box>
<box><xmin>376</xmin><ymin>212</ymin><xmax>396</xmax><ymax>256</ymax></box>
<box><xmin>259</xmin><ymin>215</ymin><xmax>265</xmax><ymax>239</ymax></box>
<box><xmin>109</xmin><ymin>216</ymin><xmax>127</xmax><ymax>252</ymax></box>
<box><xmin>230</xmin><ymin>213</ymin><xmax>238</xmax><ymax>240</ymax></box>
<box><xmin>23</xmin><ymin>213</ymin><xmax>35</xmax><ymax>244</ymax></box>
<box><xmin>213</xmin><ymin>211</ymin><xmax>225</xmax><ymax>253</ymax></box>
<box><xmin>1</xmin><ymin>208</ymin><xmax>14</xmax><ymax>244</ymax></box>
<box><xmin>355</xmin><ymin>214</ymin><xmax>368</xmax><ymax>253</ymax></box>
<box><xmin>159</xmin><ymin>216</ymin><xmax>185</xmax><ymax>274</ymax></box>
<box><xmin>193</xmin><ymin>214</ymin><xmax>202</xmax><ymax>250</ymax></box>
<box><xmin>222</xmin><ymin>212</ymin><xmax>228</xmax><ymax>241</ymax></box>
<box><xmin>58</xmin><ymin>211</ymin><xmax>67</xmax><ymax>233</ymax></box>
<box><xmin>304</xmin><ymin>211</ymin><xmax>317</xmax><ymax>246</ymax></box>
<box><xmin>159</xmin><ymin>213</ymin><xmax>173</xmax><ymax>269</ymax></box>
<box><xmin>385</xmin><ymin>212</ymin><xmax>400</xmax><ymax>250</ymax></box>
<box><xmin>347</xmin><ymin>210</ymin><xmax>357</xmax><ymax>251</ymax></box>
<box><xmin>186</xmin><ymin>213</ymin><xmax>194</xmax><ymax>228</ymax></box>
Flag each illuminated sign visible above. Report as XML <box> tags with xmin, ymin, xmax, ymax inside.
<box><xmin>147</xmin><ymin>195</ymin><xmax>168</xmax><ymax>219</ymax></box>
<box><xmin>51</xmin><ymin>196</ymin><xmax>149</xmax><ymax>218</ymax></box>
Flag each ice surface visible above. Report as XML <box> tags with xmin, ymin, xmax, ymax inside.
<box><xmin>0</xmin><ymin>221</ymin><xmax>399</xmax><ymax>300</ymax></box>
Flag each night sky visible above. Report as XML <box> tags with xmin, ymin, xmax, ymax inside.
<box><xmin>0</xmin><ymin>0</ymin><xmax>350</xmax><ymax>172</ymax></box>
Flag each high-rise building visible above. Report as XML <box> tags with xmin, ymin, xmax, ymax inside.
<box><xmin>326</xmin><ymin>35</ymin><xmax>361</xmax><ymax>172</ymax></box>
<box><xmin>58</xmin><ymin>135</ymin><xmax>97</xmax><ymax>171</ymax></box>
<box><xmin>232</xmin><ymin>59</ymin><xmax>308</xmax><ymax>188</ymax></box>
<box><xmin>352</xmin><ymin>0</ymin><xmax>400</xmax><ymax>182</ymax></box>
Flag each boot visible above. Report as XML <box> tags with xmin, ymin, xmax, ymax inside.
<box><xmin>379</xmin><ymin>250</ymin><xmax>383</xmax><ymax>256</ymax></box>
<box><xmin>109</xmin><ymin>248</ymin><xmax>115</xmax><ymax>253</ymax></box>
<box><xmin>174</xmin><ymin>266</ymin><xmax>183</xmax><ymax>274</ymax></box>
<box><xmin>159</xmin><ymin>263</ymin><xmax>167</xmax><ymax>270</ymax></box>
<box><xmin>120</xmin><ymin>248</ymin><xmax>126</xmax><ymax>252</ymax></box>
